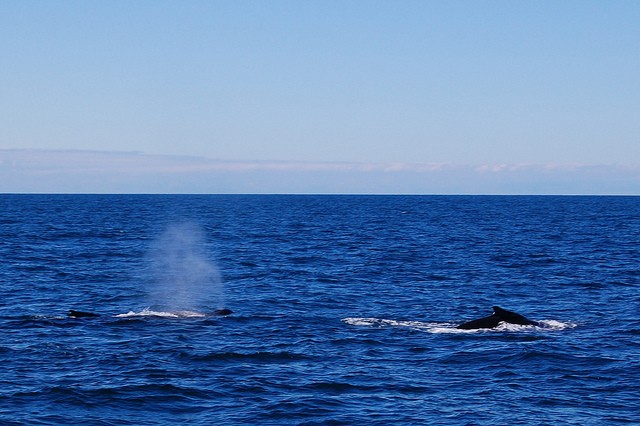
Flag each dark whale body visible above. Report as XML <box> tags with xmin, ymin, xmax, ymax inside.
<box><xmin>457</xmin><ymin>306</ymin><xmax>539</xmax><ymax>330</ymax></box>
<box><xmin>68</xmin><ymin>310</ymin><xmax>100</xmax><ymax>318</ymax></box>
<box><xmin>67</xmin><ymin>308</ymin><xmax>233</xmax><ymax>318</ymax></box>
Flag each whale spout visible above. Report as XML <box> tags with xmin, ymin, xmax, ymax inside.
<box><xmin>456</xmin><ymin>306</ymin><xmax>539</xmax><ymax>330</ymax></box>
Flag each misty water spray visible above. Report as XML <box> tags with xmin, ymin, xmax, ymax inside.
<box><xmin>146</xmin><ymin>222</ymin><xmax>224</xmax><ymax>313</ymax></box>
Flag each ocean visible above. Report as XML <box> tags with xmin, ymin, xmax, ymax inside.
<box><xmin>1</xmin><ymin>194</ymin><xmax>639</xmax><ymax>425</ymax></box>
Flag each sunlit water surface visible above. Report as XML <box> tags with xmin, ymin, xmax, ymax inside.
<box><xmin>1</xmin><ymin>195</ymin><xmax>639</xmax><ymax>424</ymax></box>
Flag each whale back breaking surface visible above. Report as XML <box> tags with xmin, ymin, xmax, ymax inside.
<box><xmin>67</xmin><ymin>308</ymin><xmax>233</xmax><ymax>318</ymax></box>
<box><xmin>68</xmin><ymin>310</ymin><xmax>100</xmax><ymax>318</ymax></box>
<box><xmin>455</xmin><ymin>314</ymin><xmax>501</xmax><ymax>330</ymax></box>
<box><xmin>492</xmin><ymin>306</ymin><xmax>538</xmax><ymax>326</ymax></box>
<box><xmin>456</xmin><ymin>306</ymin><xmax>538</xmax><ymax>329</ymax></box>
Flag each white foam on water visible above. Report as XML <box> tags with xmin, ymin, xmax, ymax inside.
<box><xmin>342</xmin><ymin>317</ymin><xmax>450</xmax><ymax>332</ymax></box>
<box><xmin>115</xmin><ymin>308</ymin><xmax>207</xmax><ymax>318</ymax></box>
<box><xmin>537</xmin><ymin>319</ymin><xmax>577</xmax><ymax>330</ymax></box>
<box><xmin>342</xmin><ymin>317</ymin><xmax>576</xmax><ymax>333</ymax></box>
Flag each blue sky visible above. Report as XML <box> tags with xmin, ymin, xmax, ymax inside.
<box><xmin>1</xmin><ymin>1</ymin><xmax>639</xmax><ymax>193</ymax></box>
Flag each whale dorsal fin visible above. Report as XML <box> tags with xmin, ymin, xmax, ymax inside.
<box><xmin>492</xmin><ymin>306</ymin><xmax>538</xmax><ymax>326</ymax></box>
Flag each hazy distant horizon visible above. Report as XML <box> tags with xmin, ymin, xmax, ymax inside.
<box><xmin>2</xmin><ymin>148</ymin><xmax>639</xmax><ymax>195</ymax></box>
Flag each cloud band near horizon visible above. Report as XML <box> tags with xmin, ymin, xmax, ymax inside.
<box><xmin>1</xmin><ymin>149</ymin><xmax>639</xmax><ymax>195</ymax></box>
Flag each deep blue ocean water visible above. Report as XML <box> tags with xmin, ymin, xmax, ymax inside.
<box><xmin>1</xmin><ymin>194</ymin><xmax>639</xmax><ymax>425</ymax></box>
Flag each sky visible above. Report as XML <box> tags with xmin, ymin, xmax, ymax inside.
<box><xmin>1</xmin><ymin>0</ymin><xmax>639</xmax><ymax>194</ymax></box>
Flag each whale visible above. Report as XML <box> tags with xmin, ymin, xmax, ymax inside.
<box><xmin>456</xmin><ymin>306</ymin><xmax>539</xmax><ymax>329</ymax></box>
<box><xmin>67</xmin><ymin>308</ymin><xmax>233</xmax><ymax>318</ymax></box>
<box><xmin>68</xmin><ymin>310</ymin><xmax>100</xmax><ymax>318</ymax></box>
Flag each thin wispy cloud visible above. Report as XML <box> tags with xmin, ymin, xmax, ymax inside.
<box><xmin>1</xmin><ymin>149</ymin><xmax>639</xmax><ymax>194</ymax></box>
<box><xmin>0</xmin><ymin>149</ymin><xmax>453</xmax><ymax>174</ymax></box>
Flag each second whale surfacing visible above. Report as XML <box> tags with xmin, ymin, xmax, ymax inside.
<box><xmin>68</xmin><ymin>310</ymin><xmax>101</xmax><ymax>318</ymax></box>
<box><xmin>456</xmin><ymin>306</ymin><xmax>539</xmax><ymax>330</ymax></box>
